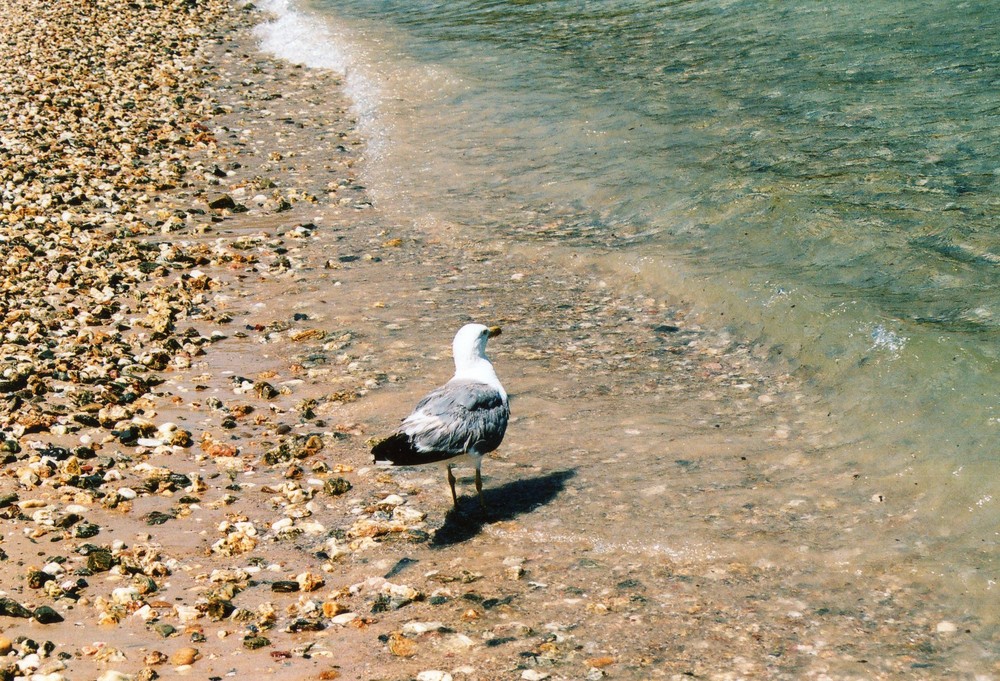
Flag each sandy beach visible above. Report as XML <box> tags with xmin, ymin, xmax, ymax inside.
<box><xmin>0</xmin><ymin>1</ymin><xmax>996</xmax><ymax>679</ymax></box>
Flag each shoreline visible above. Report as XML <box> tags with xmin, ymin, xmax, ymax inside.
<box><xmin>0</xmin><ymin>1</ymin><xmax>995</xmax><ymax>680</ymax></box>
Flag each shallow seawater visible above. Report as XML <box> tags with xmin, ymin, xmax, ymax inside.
<box><xmin>252</xmin><ymin>0</ymin><xmax>1000</xmax><ymax>643</ymax></box>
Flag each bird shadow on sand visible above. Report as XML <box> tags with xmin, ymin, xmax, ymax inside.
<box><xmin>430</xmin><ymin>469</ymin><xmax>576</xmax><ymax>548</ymax></box>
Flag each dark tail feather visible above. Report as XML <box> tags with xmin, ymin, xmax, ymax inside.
<box><xmin>371</xmin><ymin>433</ymin><xmax>459</xmax><ymax>466</ymax></box>
<box><xmin>372</xmin><ymin>433</ymin><xmax>420</xmax><ymax>465</ymax></box>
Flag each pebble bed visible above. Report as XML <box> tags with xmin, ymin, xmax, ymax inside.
<box><xmin>0</xmin><ymin>1</ymin><xmax>996</xmax><ymax>680</ymax></box>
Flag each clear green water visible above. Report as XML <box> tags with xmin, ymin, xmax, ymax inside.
<box><xmin>257</xmin><ymin>0</ymin><xmax>999</xmax><ymax>617</ymax></box>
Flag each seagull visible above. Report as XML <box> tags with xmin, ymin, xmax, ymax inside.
<box><xmin>371</xmin><ymin>323</ymin><xmax>509</xmax><ymax>510</ymax></box>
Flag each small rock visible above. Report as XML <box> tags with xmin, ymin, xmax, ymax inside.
<box><xmin>153</xmin><ymin>624</ymin><xmax>176</xmax><ymax>638</ymax></box>
<box><xmin>33</xmin><ymin>606</ymin><xmax>64</xmax><ymax>624</ymax></box>
<box><xmin>0</xmin><ymin>597</ymin><xmax>32</xmax><ymax>618</ymax></box>
<box><xmin>936</xmin><ymin>620</ymin><xmax>958</xmax><ymax>634</ymax></box>
<box><xmin>96</xmin><ymin>672</ymin><xmax>134</xmax><ymax>681</ymax></box>
<box><xmin>387</xmin><ymin>632</ymin><xmax>416</xmax><ymax>657</ymax></box>
<box><xmin>207</xmin><ymin>194</ymin><xmax>237</xmax><ymax>210</ymax></box>
<box><xmin>170</xmin><ymin>647</ymin><xmax>199</xmax><ymax>666</ymax></box>
<box><xmin>136</xmin><ymin>668</ymin><xmax>158</xmax><ymax>681</ymax></box>
<box><xmin>74</xmin><ymin>522</ymin><xmax>101</xmax><ymax>538</ymax></box>
<box><xmin>324</xmin><ymin>478</ymin><xmax>352</xmax><ymax>496</ymax></box>
<box><xmin>402</xmin><ymin>622</ymin><xmax>443</xmax><ymax>639</ymax></box>
<box><xmin>31</xmin><ymin>672</ymin><xmax>66</xmax><ymax>681</ymax></box>
<box><xmin>242</xmin><ymin>636</ymin><xmax>270</xmax><ymax>650</ymax></box>
<box><xmin>296</xmin><ymin>572</ymin><xmax>325</xmax><ymax>592</ymax></box>
<box><xmin>416</xmin><ymin>672</ymin><xmax>452</xmax><ymax>681</ymax></box>
<box><xmin>253</xmin><ymin>381</ymin><xmax>278</xmax><ymax>399</ymax></box>
<box><xmin>27</xmin><ymin>570</ymin><xmax>54</xmax><ymax>589</ymax></box>
<box><xmin>144</xmin><ymin>651</ymin><xmax>168</xmax><ymax>666</ymax></box>
<box><xmin>521</xmin><ymin>671</ymin><xmax>550</xmax><ymax>681</ymax></box>
<box><xmin>87</xmin><ymin>550</ymin><xmax>115</xmax><ymax>572</ymax></box>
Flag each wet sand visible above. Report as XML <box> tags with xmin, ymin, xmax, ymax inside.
<box><xmin>0</xmin><ymin>1</ymin><xmax>996</xmax><ymax>680</ymax></box>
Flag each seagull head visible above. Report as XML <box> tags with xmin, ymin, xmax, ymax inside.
<box><xmin>452</xmin><ymin>323</ymin><xmax>502</xmax><ymax>373</ymax></box>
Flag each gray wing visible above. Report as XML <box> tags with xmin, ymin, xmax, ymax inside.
<box><xmin>401</xmin><ymin>379</ymin><xmax>509</xmax><ymax>457</ymax></box>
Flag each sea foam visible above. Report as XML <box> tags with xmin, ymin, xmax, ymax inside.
<box><xmin>252</xmin><ymin>0</ymin><xmax>384</xmax><ymax>154</ymax></box>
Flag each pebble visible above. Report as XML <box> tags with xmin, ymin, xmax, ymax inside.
<box><xmin>935</xmin><ymin>620</ymin><xmax>958</xmax><ymax>634</ymax></box>
<box><xmin>415</xmin><ymin>672</ymin><xmax>452</xmax><ymax>681</ymax></box>
<box><xmin>33</xmin><ymin>606</ymin><xmax>64</xmax><ymax>624</ymax></box>
<box><xmin>170</xmin><ymin>647</ymin><xmax>200</xmax><ymax>666</ymax></box>
<box><xmin>95</xmin><ymin>672</ymin><xmax>133</xmax><ymax>681</ymax></box>
<box><xmin>402</xmin><ymin>621</ymin><xmax>443</xmax><ymax>635</ymax></box>
<box><xmin>0</xmin><ymin>597</ymin><xmax>32</xmax><ymax>618</ymax></box>
<box><xmin>521</xmin><ymin>671</ymin><xmax>550</xmax><ymax>681</ymax></box>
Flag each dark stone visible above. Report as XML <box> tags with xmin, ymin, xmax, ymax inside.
<box><xmin>74</xmin><ymin>522</ymin><xmax>100</xmax><ymax>539</ymax></box>
<box><xmin>26</xmin><ymin>571</ymin><xmax>53</xmax><ymax>589</ymax></box>
<box><xmin>287</xmin><ymin>618</ymin><xmax>325</xmax><ymax>632</ymax></box>
<box><xmin>77</xmin><ymin>474</ymin><xmax>104</xmax><ymax>490</ymax></box>
<box><xmin>0</xmin><ymin>375</ymin><xmax>27</xmax><ymax>393</ymax></box>
<box><xmin>271</xmin><ymin>581</ymin><xmax>299</xmax><ymax>593</ymax></box>
<box><xmin>144</xmin><ymin>511</ymin><xmax>175</xmax><ymax>526</ymax></box>
<box><xmin>206</xmin><ymin>599</ymin><xmax>234</xmax><ymax>621</ymax></box>
<box><xmin>406</xmin><ymin>529</ymin><xmax>430</xmax><ymax>544</ymax></box>
<box><xmin>207</xmin><ymin>194</ymin><xmax>237</xmax><ymax>210</ymax></box>
<box><xmin>33</xmin><ymin>606</ymin><xmax>63</xmax><ymax>624</ymax></box>
<box><xmin>242</xmin><ymin>636</ymin><xmax>270</xmax><ymax>650</ymax></box>
<box><xmin>167</xmin><ymin>473</ymin><xmax>191</xmax><ymax>488</ymax></box>
<box><xmin>383</xmin><ymin>557</ymin><xmax>417</xmax><ymax>579</ymax></box>
<box><xmin>370</xmin><ymin>593</ymin><xmax>390</xmax><ymax>613</ymax></box>
<box><xmin>72</xmin><ymin>446</ymin><xmax>97</xmax><ymax>459</ymax></box>
<box><xmin>253</xmin><ymin>381</ymin><xmax>278</xmax><ymax>399</ymax></box>
<box><xmin>38</xmin><ymin>446</ymin><xmax>71</xmax><ymax>460</ymax></box>
<box><xmin>54</xmin><ymin>513</ymin><xmax>82</xmax><ymax>529</ymax></box>
<box><xmin>323</xmin><ymin>478</ymin><xmax>351</xmax><ymax>496</ymax></box>
<box><xmin>0</xmin><ymin>597</ymin><xmax>32</xmax><ymax>618</ymax></box>
<box><xmin>153</xmin><ymin>623</ymin><xmax>176</xmax><ymax>638</ymax></box>
<box><xmin>86</xmin><ymin>550</ymin><xmax>115</xmax><ymax>573</ymax></box>
<box><xmin>482</xmin><ymin>595</ymin><xmax>515</xmax><ymax>610</ymax></box>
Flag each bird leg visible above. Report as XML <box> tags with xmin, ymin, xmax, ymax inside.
<box><xmin>475</xmin><ymin>466</ymin><xmax>486</xmax><ymax>511</ymax></box>
<box><xmin>446</xmin><ymin>464</ymin><xmax>458</xmax><ymax>508</ymax></box>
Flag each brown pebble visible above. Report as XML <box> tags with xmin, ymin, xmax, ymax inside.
<box><xmin>322</xmin><ymin>601</ymin><xmax>348</xmax><ymax>617</ymax></box>
<box><xmin>387</xmin><ymin>632</ymin><xmax>417</xmax><ymax>657</ymax></box>
<box><xmin>0</xmin><ymin>636</ymin><xmax>11</xmax><ymax>655</ymax></box>
<box><xmin>586</xmin><ymin>655</ymin><xmax>616</xmax><ymax>668</ymax></box>
<box><xmin>144</xmin><ymin>651</ymin><xmax>168</xmax><ymax>666</ymax></box>
<box><xmin>170</xmin><ymin>647</ymin><xmax>199</xmax><ymax>666</ymax></box>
